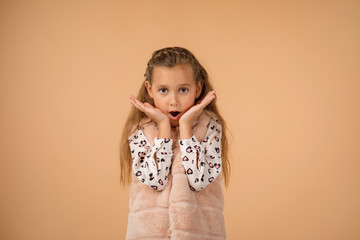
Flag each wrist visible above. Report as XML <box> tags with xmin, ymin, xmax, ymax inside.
<box><xmin>157</xmin><ymin>121</ymin><xmax>171</xmax><ymax>139</ymax></box>
<box><xmin>179</xmin><ymin>118</ymin><xmax>192</xmax><ymax>128</ymax></box>
<box><xmin>158</xmin><ymin>119</ymin><xmax>170</xmax><ymax>127</ymax></box>
<box><xmin>179</xmin><ymin>123</ymin><xmax>193</xmax><ymax>140</ymax></box>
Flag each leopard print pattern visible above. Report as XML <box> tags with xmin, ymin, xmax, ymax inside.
<box><xmin>128</xmin><ymin>126</ymin><xmax>173</xmax><ymax>191</ymax></box>
<box><xmin>179</xmin><ymin>117</ymin><xmax>222</xmax><ymax>191</ymax></box>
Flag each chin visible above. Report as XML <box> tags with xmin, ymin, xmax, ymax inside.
<box><xmin>170</xmin><ymin>120</ymin><xmax>179</xmax><ymax>127</ymax></box>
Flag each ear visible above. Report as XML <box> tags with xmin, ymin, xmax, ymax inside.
<box><xmin>144</xmin><ymin>81</ymin><xmax>153</xmax><ymax>98</ymax></box>
<box><xmin>196</xmin><ymin>80</ymin><xmax>203</xmax><ymax>99</ymax></box>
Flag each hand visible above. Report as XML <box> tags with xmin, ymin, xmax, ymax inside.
<box><xmin>129</xmin><ymin>95</ymin><xmax>170</xmax><ymax>126</ymax></box>
<box><xmin>179</xmin><ymin>90</ymin><xmax>216</xmax><ymax>127</ymax></box>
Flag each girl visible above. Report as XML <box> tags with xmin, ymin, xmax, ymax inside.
<box><xmin>120</xmin><ymin>47</ymin><xmax>230</xmax><ymax>240</ymax></box>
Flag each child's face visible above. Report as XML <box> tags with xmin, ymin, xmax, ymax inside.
<box><xmin>145</xmin><ymin>64</ymin><xmax>203</xmax><ymax>127</ymax></box>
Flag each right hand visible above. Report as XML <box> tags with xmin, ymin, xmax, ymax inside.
<box><xmin>129</xmin><ymin>95</ymin><xmax>170</xmax><ymax>126</ymax></box>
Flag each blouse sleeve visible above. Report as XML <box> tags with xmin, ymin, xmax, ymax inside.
<box><xmin>128</xmin><ymin>126</ymin><xmax>173</xmax><ymax>191</ymax></box>
<box><xmin>178</xmin><ymin>117</ymin><xmax>222</xmax><ymax>191</ymax></box>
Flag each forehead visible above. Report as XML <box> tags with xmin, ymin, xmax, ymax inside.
<box><xmin>151</xmin><ymin>64</ymin><xmax>196</xmax><ymax>86</ymax></box>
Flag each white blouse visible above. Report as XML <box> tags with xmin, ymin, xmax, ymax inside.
<box><xmin>128</xmin><ymin>117</ymin><xmax>222</xmax><ymax>191</ymax></box>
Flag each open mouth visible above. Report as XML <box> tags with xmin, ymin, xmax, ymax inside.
<box><xmin>169</xmin><ymin>111</ymin><xmax>180</xmax><ymax>117</ymax></box>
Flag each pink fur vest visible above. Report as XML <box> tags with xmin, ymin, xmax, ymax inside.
<box><xmin>125</xmin><ymin>110</ymin><xmax>226</xmax><ymax>240</ymax></box>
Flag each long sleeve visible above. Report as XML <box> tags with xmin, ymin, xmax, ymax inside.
<box><xmin>179</xmin><ymin>117</ymin><xmax>222</xmax><ymax>191</ymax></box>
<box><xmin>128</xmin><ymin>126</ymin><xmax>173</xmax><ymax>191</ymax></box>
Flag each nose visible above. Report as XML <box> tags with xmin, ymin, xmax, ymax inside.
<box><xmin>169</xmin><ymin>92</ymin><xmax>178</xmax><ymax>106</ymax></box>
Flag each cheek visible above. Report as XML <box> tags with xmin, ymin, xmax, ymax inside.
<box><xmin>153</xmin><ymin>98</ymin><xmax>167</xmax><ymax>112</ymax></box>
<box><xmin>182</xmin><ymin>96</ymin><xmax>196</xmax><ymax>109</ymax></box>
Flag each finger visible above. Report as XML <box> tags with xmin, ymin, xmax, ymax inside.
<box><xmin>129</xmin><ymin>96</ymin><xmax>137</xmax><ymax>106</ymax></box>
<box><xmin>198</xmin><ymin>96</ymin><xmax>215</xmax><ymax>110</ymax></box>
<box><xmin>206</xmin><ymin>90</ymin><xmax>216</xmax><ymax>98</ymax></box>
<box><xmin>195</xmin><ymin>91</ymin><xmax>213</xmax><ymax>105</ymax></box>
<box><xmin>206</xmin><ymin>90</ymin><xmax>216</xmax><ymax>100</ymax></box>
<box><xmin>129</xmin><ymin>96</ymin><xmax>146</xmax><ymax>112</ymax></box>
<box><xmin>129</xmin><ymin>95</ymin><xmax>139</xmax><ymax>106</ymax></box>
<box><xmin>131</xmin><ymin>96</ymin><xmax>148</xmax><ymax>111</ymax></box>
<box><xmin>202</xmin><ymin>90</ymin><xmax>215</xmax><ymax>101</ymax></box>
<box><xmin>143</xmin><ymin>102</ymin><xmax>155</xmax><ymax>109</ymax></box>
<box><xmin>129</xmin><ymin>96</ymin><xmax>142</xmax><ymax>109</ymax></box>
<box><xmin>198</xmin><ymin>91</ymin><xmax>216</xmax><ymax>108</ymax></box>
<box><xmin>132</xmin><ymin>99</ymin><xmax>157</xmax><ymax>117</ymax></box>
<box><xmin>129</xmin><ymin>95</ymin><xmax>143</xmax><ymax>106</ymax></box>
<box><xmin>144</xmin><ymin>102</ymin><xmax>161</xmax><ymax>116</ymax></box>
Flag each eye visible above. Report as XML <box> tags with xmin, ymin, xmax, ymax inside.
<box><xmin>159</xmin><ymin>88</ymin><xmax>168</xmax><ymax>93</ymax></box>
<box><xmin>179</xmin><ymin>87</ymin><xmax>189</xmax><ymax>93</ymax></box>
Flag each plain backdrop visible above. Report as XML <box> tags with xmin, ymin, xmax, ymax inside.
<box><xmin>1</xmin><ymin>0</ymin><xmax>359</xmax><ymax>239</ymax></box>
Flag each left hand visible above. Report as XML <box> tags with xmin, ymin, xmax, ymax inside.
<box><xmin>179</xmin><ymin>90</ymin><xmax>216</xmax><ymax>127</ymax></box>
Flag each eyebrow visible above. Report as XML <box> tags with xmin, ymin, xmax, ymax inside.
<box><xmin>156</xmin><ymin>83</ymin><xmax>191</xmax><ymax>88</ymax></box>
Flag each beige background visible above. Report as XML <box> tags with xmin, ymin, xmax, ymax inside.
<box><xmin>1</xmin><ymin>0</ymin><xmax>359</xmax><ymax>239</ymax></box>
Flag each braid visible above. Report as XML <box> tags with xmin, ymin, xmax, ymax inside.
<box><xmin>144</xmin><ymin>46</ymin><xmax>204</xmax><ymax>85</ymax></box>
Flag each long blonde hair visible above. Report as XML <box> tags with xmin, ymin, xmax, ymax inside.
<box><xmin>120</xmin><ymin>47</ymin><xmax>231</xmax><ymax>189</ymax></box>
